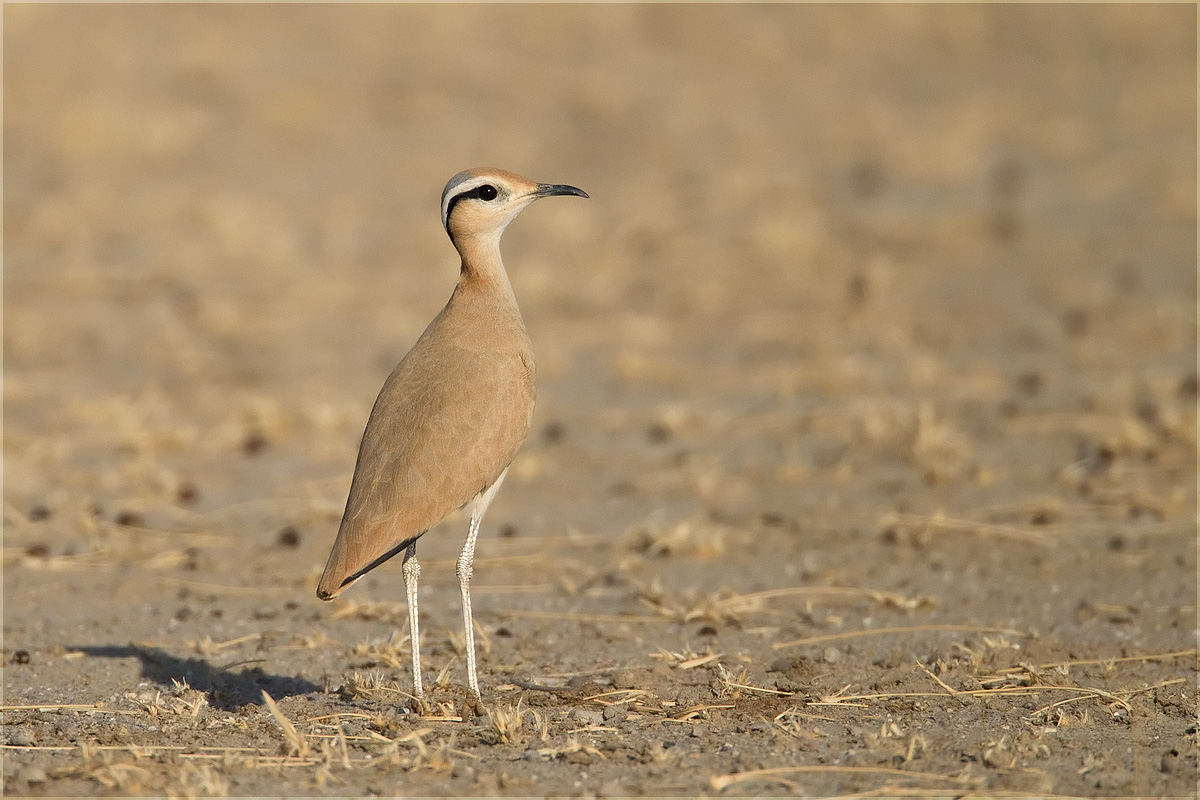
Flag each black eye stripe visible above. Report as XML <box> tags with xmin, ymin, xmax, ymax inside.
<box><xmin>445</xmin><ymin>184</ymin><xmax>499</xmax><ymax>225</ymax></box>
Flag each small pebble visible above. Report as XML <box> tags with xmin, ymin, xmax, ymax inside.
<box><xmin>242</xmin><ymin>430</ymin><xmax>268</xmax><ymax>455</ymax></box>
<box><xmin>9</xmin><ymin>728</ymin><xmax>35</xmax><ymax>747</ymax></box>
<box><xmin>541</xmin><ymin>421</ymin><xmax>565</xmax><ymax>445</ymax></box>
<box><xmin>176</xmin><ymin>481</ymin><xmax>200</xmax><ymax>505</ymax></box>
<box><xmin>1015</xmin><ymin>371</ymin><xmax>1043</xmax><ymax>396</ymax></box>
<box><xmin>1063</xmin><ymin>307</ymin><xmax>1089</xmax><ymax>337</ymax></box>
<box><xmin>646</xmin><ymin>423</ymin><xmax>672</xmax><ymax>443</ymax></box>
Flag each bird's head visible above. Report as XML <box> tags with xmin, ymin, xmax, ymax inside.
<box><xmin>440</xmin><ymin>168</ymin><xmax>588</xmax><ymax>249</ymax></box>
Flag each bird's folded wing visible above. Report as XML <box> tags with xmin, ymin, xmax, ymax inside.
<box><xmin>317</xmin><ymin>344</ymin><xmax>533</xmax><ymax>596</ymax></box>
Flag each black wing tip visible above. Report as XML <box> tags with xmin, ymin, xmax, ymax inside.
<box><xmin>317</xmin><ymin>532</ymin><xmax>425</xmax><ymax>601</ymax></box>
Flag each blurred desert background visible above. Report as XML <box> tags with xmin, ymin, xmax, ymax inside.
<box><xmin>3</xmin><ymin>4</ymin><xmax>1197</xmax><ymax>796</ymax></box>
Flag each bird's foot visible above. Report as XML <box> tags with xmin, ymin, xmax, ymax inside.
<box><xmin>407</xmin><ymin>693</ymin><xmax>432</xmax><ymax>717</ymax></box>
<box><xmin>464</xmin><ymin>693</ymin><xmax>487</xmax><ymax>719</ymax></box>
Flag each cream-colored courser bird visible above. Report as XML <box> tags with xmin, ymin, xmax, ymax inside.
<box><xmin>317</xmin><ymin>168</ymin><xmax>588</xmax><ymax>707</ymax></box>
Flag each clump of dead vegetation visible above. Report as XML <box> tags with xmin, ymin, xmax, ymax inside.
<box><xmin>623</xmin><ymin>514</ymin><xmax>747</xmax><ymax>560</ymax></box>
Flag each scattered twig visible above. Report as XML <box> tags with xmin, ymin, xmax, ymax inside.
<box><xmin>583</xmin><ymin>689</ymin><xmax>652</xmax><ymax>704</ymax></box>
<box><xmin>916</xmin><ymin>661</ymin><xmax>959</xmax><ymax>695</ymax></box>
<box><xmin>678</xmin><ymin>652</ymin><xmax>723</xmax><ymax>670</ymax></box>
<box><xmin>720</xmin><ymin>679</ymin><xmax>795</xmax><ymax>697</ymax></box>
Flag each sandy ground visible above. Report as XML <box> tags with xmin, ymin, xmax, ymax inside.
<box><xmin>3</xmin><ymin>4</ymin><xmax>1197</xmax><ymax>797</ymax></box>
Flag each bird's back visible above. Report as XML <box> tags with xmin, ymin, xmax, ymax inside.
<box><xmin>317</xmin><ymin>281</ymin><xmax>534</xmax><ymax>598</ymax></box>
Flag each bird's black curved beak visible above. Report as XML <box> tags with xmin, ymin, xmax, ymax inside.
<box><xmin>534</xmin><ymin>183</ymin><xmax>589</xmax><ymax>199</ymax></box>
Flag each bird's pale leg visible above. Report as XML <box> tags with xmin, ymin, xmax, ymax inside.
<box><xmin>401</xmin><ymin>542</ymin><xmax>424</xmax><ymax>704</ymax></box>
<box><xmin>456</xmin><ymin>468</ymin><xmax>508</xmax><ymax>701</ymax></box>
<box><xmin>457</xmin><ymin>512</ymin><xmax>484</xmax><ymax>700</ymax></box>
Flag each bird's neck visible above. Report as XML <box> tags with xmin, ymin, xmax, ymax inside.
<box><xmin>453</xmin><ymin>234</ymin><xmax>520</xmax><ymax>309</ymax></box>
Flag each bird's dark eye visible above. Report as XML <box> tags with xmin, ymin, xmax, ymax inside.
<box><xmin>477</xmin><ymin>184</ymin><xmax>498</xmax><ymax>201</ymax></box>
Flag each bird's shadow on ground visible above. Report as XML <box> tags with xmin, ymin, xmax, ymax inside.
<box><xmin>71</xmin><ymin>645</ymin><xmax>323</xmax><ymax>711</ymax></box>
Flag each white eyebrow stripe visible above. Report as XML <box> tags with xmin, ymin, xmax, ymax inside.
<box><xmin>441</xmin><ymin>176</ymin><xmax>499</xmax><ymax>230</ymax></box>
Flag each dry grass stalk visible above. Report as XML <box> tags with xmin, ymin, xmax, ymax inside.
<box><xmin>774</xmin><ymin>624</ymin><xmax>1027</xmax><ymax>650</ymax></box>
<box><xmin>343</xmin><ymin>670</ymin><xmax>417</xmax><ymax>704</ymax></box>
<box><xmin>837</xmin><ymin>792</ymin><xmax>1086</xmax><ymax>799</ymax></box>
<box><xmin>775</xmin><ymin>707</ymin><xmax>836</xmax><ymax>724</ymax></box>
<box><xmin>261</xmin><ymin>690</ymin><xmax>309</xmax><ymax>757</ymax></box>
<box><xmin>88</xmin><ymin>761</ymin><xmax>155</xmax><ymax>791</ymax></box>
<box><xmin>625</xmin><ymin>515</ymin><xmax>742</xmax><ymax>560</ymax></box>
<box><xmin>916</xmin><ymin>661</ymin><xmax>959</xmax><ymax>694</ymax></box>
<box><xmin>710</xmin><ymin>764</ymin><xmax>976</xmax><ymax>792</ymax></box>
<box><xmin>987</xmin><ymin>647</ymin><xmax>1196</xmax><ymax>679</ymax></box>
<box><xmin>664</xmin><ymin>703</ymin><xmax>734</xmax><ymax>722</ymax></box>
<box><xmin>812</xmin><ymin>675</ymin><xmax>1185</xmax><ymax>720</ymax></box>
<box><xmin>679</xmin><ymin>652</ymin><xmax>722</xmax><ymax>670</ymax></box>
<box><xmin>815</xmin><ymin>684</ymin><xmax>1035</xmax><ymax>708</ymax></box>
<box><xmin>1028</xmin><ymin>677</ymin><xmax>1184</xmax><ymax>722</ymax></box>
<box><xmin>882</xmin><ymin>510</ymin><xmax>1052</xmax><ymax>545</ymax></box>
<box><xmin>652</xmin><ymin>645</ymin><xmax>722</xmax><ymax>670</ymax></box>
<box><xmin>536</xmin><ymin>736</ymin><xmax>606</xmax><ymax>761</ymax></box>
<box><xmin>0</xmin><ymin>703</ymin><xmax>128</xmax><ymax>714</ymax></box>
<box><xmin>350</xmin><ymin>633</ymin><xmax>411</xmax><ymax>669</ymax></box>
<box><xmin>409</xmin><ymin>732</ymin><xmax>457</xmax><ymax>773</ymax></box>
<box><xmin>486</xmin><ymin>700</ymin><xmax>526</xmax><ymax>743</ymax></box>
<box><xmin>188</xmin><ymin>633</ymin><xmax>261</xmax><ymax>656</ymax></box>
<box><xmin>506</xmin><ymin>609</ymin><xmax>666</xmax><ymax>624</ymax></box>
<box><xmin>696</xmin><ymin>585</ymin><xmax>935</xmax><ymax>623</ymax></box>
<box><xmin>583</xmin><ymin>689</ymin><xmax>652</xmax><ymax>705</ymax></box>
<box><xmin>335</xmin><ymin>719</ymin><xmax>352</xmax><ymax>770</ymax></box>
<box><xmin>433</xmin><ymin>657</ymin><xmax>457</xmax><ymax>691</ymax></box>
<box><xmin>719</xmin><ymin>678</ymin><xmax>794</xmax><ymax>697</ymax></box>
<box><xmin>173</xmin><ymin>761</ymin><xmax>230</xmax><ymax>796</ymax></box>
